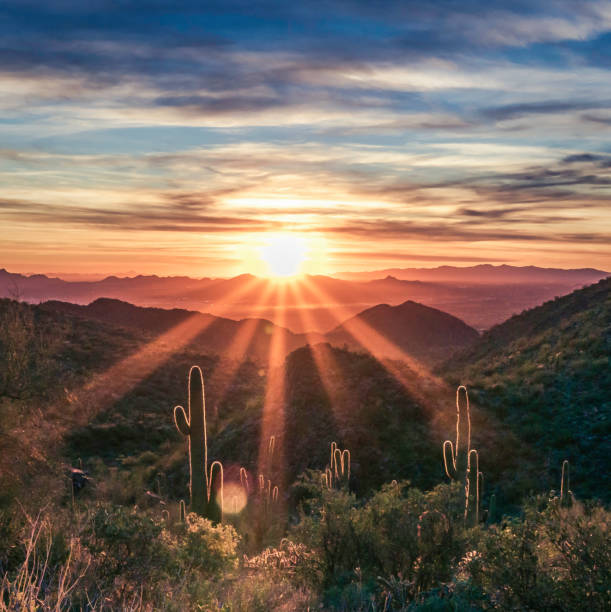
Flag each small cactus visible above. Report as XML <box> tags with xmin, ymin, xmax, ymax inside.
<box><xmin>560</xmin><ymin>459</ymin><xmax>573</xmax><ymax>508</ymax></box>
<box><xmin>173</xmin><ymin>365</ymin><xmax>224</xmax><ymax>522</ymax></box>
<box><xmin>486</xmin><ymin>493</ymin><xmax>497</xmax><ymax>526</ymax></box>
<box><xmin>240</xmin><ymin>467</ymin><xmax>250</xmax><ymax>495</ymax></box>
<box><xmin>326</xmin><ymin>441</ymin><xmax>351</xmax><ymax>490</ymax></box>
<box><xmin>179</xmin><ymin>499</ymin><xmax>186</xmax><ymax>523</ymax></box>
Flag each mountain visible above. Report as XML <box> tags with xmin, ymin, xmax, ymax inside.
<box><xmin>340</xmin><ymin>264</ymin><xmax>609</xmax><ymax>284</ymax></box>
<box><xmin>326</xmin><ymin>300</ymin><xmax>479</xmax><ymax>365</ymax></box>
<box><xmin>441</xmin><ymin>277</ymin><xmax>611</xmax><ymax>501</ymax></box>
<box><xmin>3</xmin><ymin>266</ymin><xmax>607</xmax><ymax>333</ymax></box>
<box><xmin>42</xmin><ymin>298</ymin><xmax>322</xmax><ymax>365</ymax></box>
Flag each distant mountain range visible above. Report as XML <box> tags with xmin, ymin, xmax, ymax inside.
<box><xmin>339</xmin><ymin>264</ymin><xmax>608</xmax><ymax>284</ymax></box>
<box><xmin>42</xmin><ymin>296</ymin><xmax>478</xmax><ymax>365</ymax></box>
<box><xmin>2</xmin><ymin>265</ymin><xmax>607</xmax><ymax>333</ymax></box>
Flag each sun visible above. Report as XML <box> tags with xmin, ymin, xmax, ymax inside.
<box><xmin>260</xmin><ymin>234</ymin><xmax>306</xmax><ymax>278</ymax></box>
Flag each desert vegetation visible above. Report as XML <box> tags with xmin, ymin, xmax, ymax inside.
<box><xmin>0</xmin><ymin>288</ymin><xmax>609</xmax><ymax>610</ymax></box>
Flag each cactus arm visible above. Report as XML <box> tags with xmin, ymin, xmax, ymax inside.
<box><xmin>443</xmin><ymin>440</ymin><xmax>457</xmax><ymax>479</ymax></box>
<box><xmin>173</xmin><ymin>405</ymin><xmax>190</xmax><ymax>436</ymax></box>
<box><xmin>477</xmin><ymin>471</ymin><xmax>484</xmax><ymax>525</ymax></box>
<box><xmin>208</xmin><ymin>460</ymin><xmax>224</xmax><ymax>522</ymax></box>
<box><xmin>325</xmin><ymin>467</ymin><xmax>333</xmax><ymax>489</ymax></box>
<box><xmin>342</xmin><ymin>449</ymin><xmax>351</xmax><ymax>481</ymax></box>
<box><xmin>333</xmin><ymin>448</ymin><xmax>343</xmax><ymax>479</ymax></box>
<box><xmin>330</xmin><ymin>441</ymin><xmax>337</xmax><ymax>473</ymax></box>
<box><xmin>465</xmin><ymin>449</ymin><xmax>479</xmax><ymax>525</ymax></box>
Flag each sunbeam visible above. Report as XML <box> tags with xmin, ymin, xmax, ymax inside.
<box><xmin>63</xmin><ymin>275</ymin><xmax>265</xmax><ymax>421</ymax></box>
<box><xmin>288</xmin><ymin>281</ymin><xmax>345</xmax><ymax>419</ymax></box>
<box><xmin>299</xmin><ymin>276</ymin><xmax>447</xmax><ymax>396</ymax></box>
<box><xmin>257</xmin><ymin>281</ymin><xmax>288</xmax><ymax>500</ymax></box>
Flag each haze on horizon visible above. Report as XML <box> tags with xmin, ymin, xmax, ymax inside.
<box><xmin>1</xmin><ymin>1</ymin><xmax>610</xmax><ymax>277</ymax></box>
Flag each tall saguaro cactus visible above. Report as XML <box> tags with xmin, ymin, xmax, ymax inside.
<box><xmin>443</xmin><ymin>386</ymin><xmax>482</xmax><ymax>525</ymax></box>
<box><xmin>443</xmin><ymin>386</ymin><xmax>471</xmax><ymax>481</ymax></box>
<box><xmin>173</xmin><ymin>365</ymin><xmax>224</xmax><ymax>522</ymax></box>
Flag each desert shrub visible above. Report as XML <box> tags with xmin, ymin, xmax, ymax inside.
<box><xmin>465</xmin><ymin>496</ymin><xmax>611</xmax><ymax>611</ymax></box>
<box><xmin>219</xmin><ymin>570</ymin><xmax>318</xmax><ymax>611</ymax></box>
<box><xmin>0</xmin><ymin>514</ymin><xmax>89</xmax><ymax>612</ymax></box>
<box><xmin>84</xmin><ymin>505</ymin><xmax>171</xmax><ymax>595</ymax></box>
<box><xmin>0</xmin><ymin>300</ymin><xmax>64</xmax><ymax>399</ymax></box>
<box><xmin>290</xmin><ymin>476</ymin><xmax>472</xmax><ymax>608</ymax></box>
<box><xmin>171</xmin><ymin>512</ymin><xmax>239</xmax><ymax>576</ymax></box>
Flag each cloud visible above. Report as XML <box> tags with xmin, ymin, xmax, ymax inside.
<box><xmin>0</xmin><ymin>197</ymin><xmax>281</xmax><ymax>233</ymax></box>
<box><xmin>333</xmin><ymin>251</ymin><xmax>504</xmax><ymax>263</ymax></box>
<box><xmin>1</xmin><ymin>1</ymin><xmax>610</xmax><ymax>273</ymax></box>
<box><xmin>481</xmin><ymin>101</ymin><xmax>607</xmax><ymax>121</ymax></box>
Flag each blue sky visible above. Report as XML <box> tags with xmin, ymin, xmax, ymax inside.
<box><xmin>0</xmin><ymin>0</ymin><xmax>610</xmax><ymax>276</ymax></box>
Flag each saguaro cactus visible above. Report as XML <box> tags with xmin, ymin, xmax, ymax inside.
<box><xmin>173</xmin><ymin>365</ymin><xmax>224</xmax><ymax>521</ymax></box>
<box><xmin>486</xmin><ymin>493</ymin><xmax>497</xmax><ymax>526</ymax></box>
<box><xmin>466</xmin><ymin>449</ymin><xmax>483</xmax><ymax>525</ymax></box>
<box><xmin>443</xmin><ymin>386</ymin><xmax>471</xmax><ymax>481</ymax></box>
<box><xmin>443</xmin><ymin>386</ymin><xmax>482</xmax><ymax>525</ymax></box>
<box><xmin>325</xmin><ymin>441</ymin><xmax>351</xmax><ymax>490</ymax></box>
<box><xmin>560</xmin><ymin>459</ymin><xmax>573</xmax><ymax>508</ymax></box>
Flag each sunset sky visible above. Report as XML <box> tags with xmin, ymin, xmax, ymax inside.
<box><xmin>1</xmin><ymin>1</ymin><xmax>610</xmax><ymax>277</ymax></box>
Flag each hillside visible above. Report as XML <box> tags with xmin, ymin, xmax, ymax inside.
<box><xmin>441</xmin><ymin>277</ymin><xmax>611</xmax><ymax>501</ymax></box>
<box><xmin>1</xmin><ymin>297</ymin><xmax>608</xmax><ymax>610</ymax></box>
<box><xmin>326</xmin><ymin>300</ymin><xmax>479</xmax><ymax>365</ymax></box>
<box><xmin>42</xmin><ymin>298</ymin><xmax>321</xmax><ymax>364</ymax></box>
<box><xmin>0</xmin><ymin>298</ymin><xmax>522</xmax><ymax>503</ymax></box>
<box><xmin>42</xmin><ymin>297</ymin><xmax>479</xmax><ymax>367</ymax></box>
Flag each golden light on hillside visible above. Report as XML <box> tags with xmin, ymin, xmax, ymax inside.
<box><xmin>260</xmin><ymin>234</ymin><xmax>306</xmax><ymax>278</ymax></box>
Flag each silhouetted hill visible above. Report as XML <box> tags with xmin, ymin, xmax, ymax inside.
<box><xmin>326</xmin><ymin>300</ymin><xmax>479</xmax><ymax>364</ymax></box>
<box><xmin>42</xmin><ymin>298</ymin><xmax>321</xmax><ymax>364</ymax></box>
<box><xmin>441</xmin><ymin>277</ymin><xmax>611</xmax><ymax>501</ymax></box>
<box><xmin>43</xmin><ymin>297</ymin><xmax>476</xmax><ymax>367</ymax></box>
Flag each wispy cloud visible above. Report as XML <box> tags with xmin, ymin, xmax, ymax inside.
<box><xmin>0</xmin><ymin>0</ymin><xmax>610</xmax><ymax>274</ymax></box>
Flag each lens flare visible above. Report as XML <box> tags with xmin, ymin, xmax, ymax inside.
<box><xmin>222</xmin><ymin>481</ymin><xmax>248</xmax><ymax>515</ymax></box>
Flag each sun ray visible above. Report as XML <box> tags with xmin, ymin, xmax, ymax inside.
<box><xmin>257</xmin><ymin>281</ymin><xmax>288</xmax><ymax>499</ymax></box>
<box><xmin>64</xmin><ymin>275</ymin><xmax>265</xmax><ymax>422</ymax></box>
<box><xmin>212</xmin><ymin>280</ymin><xmax>277</xmax><ymax>406</ymax></box>
<box><xmin>287</xmin><ymin>281</ymin><xmax>345</xmax><ymax>420</ymax></box>
<box><xmin>299</xmin><ymin>276</ymin><xmax>447</xmax><ymax>394</ymax></box>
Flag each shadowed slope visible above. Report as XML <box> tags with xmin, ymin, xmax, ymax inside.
<box><xmin>43</xmin><ymin>298</ymin><xmax>320</xmax><ymax>364</ymax></box>
<box><xmin>326</xmin><ymin>300</ymin><xmax>478</xmax><ymax>365</ymax></box>
<box><xmin>441</xmin><ymin>277</ymin><xmax>611</xmax><ymax>501</ymax></box>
